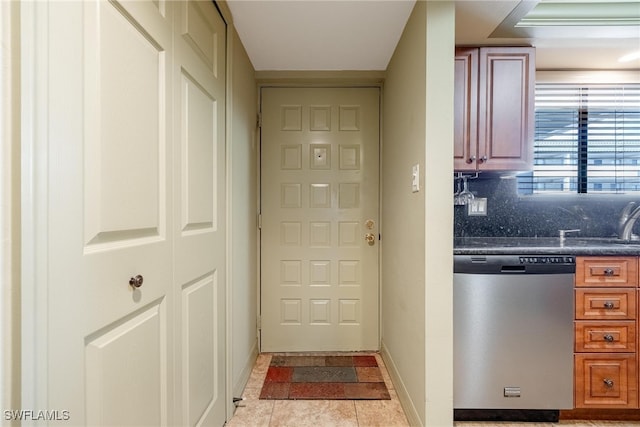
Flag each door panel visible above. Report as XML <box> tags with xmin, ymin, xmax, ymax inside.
<box><xmin>84</xmin><ymin>0</ymin><xmax>166</xmax><ymax>248</ymax></box>
<box><xmin>85</xmin><ymin>301</ymin><xmax>167</xmax><ymax>427</ymax></box>
<box><xmin>261</xmin><ymin>87</ymin><xmax>380</xmax><ymax>352</ymax></box>
<box><xmin>40</xmin><ymin>1</ymin><xmax>226</xmax><ymax>425</ymax></box>
<box><xmin>181</xmin><ymin>273</ymin><xmax>219</xmax><ymax>426</ymax></box>
<box><xmin>180</xmin><ymin>71</ymin><xmax>216</xmax><ymax>231</ymax></box>
<box><xmin>174</xmin><ymin>1</ymin><xmax>226</xmax><ymax>425</ymax></box>
<box><xmin>47</xmin><ymin>1</ymin><xmax>174</xmax><ymax>424</ymax></box>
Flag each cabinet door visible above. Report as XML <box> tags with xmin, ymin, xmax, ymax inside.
<box><xmin>477</xmin><ymin>47</ymin><xmax>534</xmax><ymax>171</ymax></box>
<box><xmin>454</xmin><ymin>48</ymin><xmax>478</xmax><ymax>171</ymax></box>
<box><xmin>575</xmin><ymin>354</ymin><xmax>638</xmax><ymax>408</ymax></box>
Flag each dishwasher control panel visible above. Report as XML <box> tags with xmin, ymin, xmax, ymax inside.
<box><xmin>519</xmin><ymin>256</ymin><xmax>574</xmax><ymax>264</ymax></box>
<box><xmin>454</xmin><ymin>255</ymin><xmax>576</xmax><ymax>274</ymax></box>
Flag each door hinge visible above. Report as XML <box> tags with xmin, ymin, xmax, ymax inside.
<box><xmin>257</xmin><ymin>113</ymin><xmax>262</xmax><ymax>128</ymax></box>
<box><xmin>258</xmin><ymin>213</ymin><xmax>262</xmax><ymax>230</ymax></box>
<box><xmin>257</xmin><ymin>315</ymin><xmax>261</xmax><ymax>330</ymax></box>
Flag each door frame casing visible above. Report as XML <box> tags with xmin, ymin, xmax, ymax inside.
<box><xmin>256</xmin><ymin>75</ymin><xmax>385</xmax><ymax>352</ymax></box>
<box><xmin>20</xmin><ymin>0</ymin><xmax>51</xmax><ymax>414</ymax></box>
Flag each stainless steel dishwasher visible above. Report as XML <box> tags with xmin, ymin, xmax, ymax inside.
<box><xmin>454</xmin><ymin>255</ymin><xmax>575</xmax><ymax>418</ymax></box>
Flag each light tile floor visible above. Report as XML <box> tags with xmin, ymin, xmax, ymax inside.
<box><xmin>227</xmin><ymin>353</ymin><xmax>640</xmax><ymax>427</ymax></box>
<box><xmin>226</xmin><ymin>353</ymin><xmax>410</xmax><ymax>427</ymax></box>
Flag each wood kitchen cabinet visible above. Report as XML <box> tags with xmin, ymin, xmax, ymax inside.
<box><xmin>454</xmin><ymin>46</ymin><xmax>535</xmax><ymax>172</ymax></box>
<box><xmin>575</xmin><ymin>354</ymin><xmax>637</xmax><ymax>408</ymax></box>
<box><xmin>576</xmin><ymin>257</ymin><xmax>638</xmax><ymax>287</ymax></box>
<box><xmin>574</xmin><ymin>257</ymin><xmax>639</xmax><ymax>409</ymax></box>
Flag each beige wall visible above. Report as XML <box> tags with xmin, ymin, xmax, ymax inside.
<box><xmin>382</xmin><ymin>2</ymin><xmax>454</xmax><ymax>426</ymax></box>
<box><xmin>423</xmin><ymin>2</ymin><xmax>455</xmax><ymax>426</ymax></box>
<box><xmin>382</xmin><ymin>0</ymin><xmax>427</xmax><ymax>424</ymax></box>
<box><xmin>228</xmin><ymin>25</ymin><xmax>259</xmax><ymax>397</ymax></box>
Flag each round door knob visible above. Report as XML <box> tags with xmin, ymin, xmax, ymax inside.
<box><xmin>603</xmin><ymin>301</ymin><xmax>614</xmax><ymax>309</ymax></box>
<box><xmin>129</xmin><ymin>275</ymin><xmax>144</xmax><ymax>288</ymax></box>
<box><xmin>479</xmin><ymin>156</ymin><xmax>487</xmax><ymax>163</ymax></box>
<box><xmin>364</xmin><ymin>233</ymin><xmax>375</xmax><ymax>246</ymax></box>
<box><xmin>603</xmin><ymin>334</ymin><xmax>615</xmax><ymax>342</ymax></box>
<box><xmin>603</xmin><ymin>378</ymin><xmax>614</xmax><ymax>388</ymax></box>
<box><xmin>467</xmin><ymin>155</ymin><xmax>476</xmax><ymax>164</ymax></box>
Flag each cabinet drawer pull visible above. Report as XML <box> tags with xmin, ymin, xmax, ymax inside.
<box><xmin>603</xmin><ymin>268</ymin><xmax>614</xmax><ymax>276</ymax></box>
<box><xmin>603</xmin><ymin>334</ymin><xmax>615</xmax><ymax>342</ymax></box>
<box><xmin>603</xmin><ymin>378</ymin><xmax>614</xmax><ymax>388</ymax></box>
<box><xmin>603</xmin><ymin>301</ymin><xmax>615</xmax><ymax>309</ymax></box>
<box><xmin>467</xmin><ymin>155</ymin><xmax>476</xmax><ymax>164</ymax></box>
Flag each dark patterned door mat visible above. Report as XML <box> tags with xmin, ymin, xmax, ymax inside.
<box><xmin>259</xmin><ymin>355</ymin><xmax>391</xmax><ymax>400</ymax></box>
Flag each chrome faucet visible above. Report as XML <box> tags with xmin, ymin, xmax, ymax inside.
<box><xmin>618</xmin><ymin>202</ymin><xmax>640</xmax><ymax>240</ymax></box>
<box><xmin>559</xmin><ymin>229</ymin><xmax>580</xmax><ymax>245</ymax></box>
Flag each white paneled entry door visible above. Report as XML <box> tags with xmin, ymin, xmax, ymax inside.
<box><xmin>260</xmin><ymin>87</ymin><xmax>380</xmax><ymax>352</ymax></box>
<box><xmin>22</xmin><ymin>1</ymin><xmax>226</xmax><ymax>425</ymax></box>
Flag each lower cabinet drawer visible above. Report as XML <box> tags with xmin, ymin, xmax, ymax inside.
<box><xmin>575</xmin><ymin>354</ymin><xmax>638</xmax><ymax>408</ymax></box>
<box><xmin>575</xmin><ymin>289</ymin><xmax>637</xmax><ymax>320</ymax></box>
<box><xmin>576</xmin><ymin>257</ymin><xmax>638</xmax><ymax>287</ymax></box>
<box><xmin>575</xmin><ymin>321</ymin><xmax>637</xmax><ymax>352</ymax></box>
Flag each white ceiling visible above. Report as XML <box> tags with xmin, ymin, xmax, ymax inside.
<box><xmin>226</xmin><ymin>0</ymin><xmax>416</xmax><ymax>70</ymax></box>
<box><xmin>226</xmin><ymin>0</ymin><xmax>640</xmax><ymax>71</ymax></box>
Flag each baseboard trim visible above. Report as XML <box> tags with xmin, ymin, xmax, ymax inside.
<box><xmin>233</xmin><ymin>340</ymin><xmax>259</xmax><ymax>398</ymax></box>
<box><xmin>380</xmin><ymin>342</ymin><xmax>423</xmax><ymax>427</ymax></box>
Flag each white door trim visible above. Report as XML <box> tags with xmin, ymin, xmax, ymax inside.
<box><xmin>257</xmin><ymin>82</ymin><xmax>384</xmax><ymax>352</ymax></box>
<box><xmin>1</xmin><ymin>0</ymin><xmax>22</xmax><ymax>414</ymax></box>
<box><xmin>20</xmin><ymin>0</ymin><xmax>50</xmax><ymax>415</ymax></box>
<box><xmin>222</xmin><ymin>4</ymin><xmax>234</xmax><ymax>420</ymax></box>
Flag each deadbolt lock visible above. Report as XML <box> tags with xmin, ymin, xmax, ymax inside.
<box><xmin>365</xmin><ymin>219</ymin><xmax>375</xmax><ymax>230</ymax></box>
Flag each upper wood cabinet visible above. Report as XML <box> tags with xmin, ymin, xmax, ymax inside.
<box><xmin>454</xmin><ymin>46</ymin><xmax>535</xmax><ymax>172</ymax></box>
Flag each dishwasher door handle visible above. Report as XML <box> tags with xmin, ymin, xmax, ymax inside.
<box><xmin>500</xmin><ymin>265</ymin><xmax>526</xmax><ymax>273</ymax></box>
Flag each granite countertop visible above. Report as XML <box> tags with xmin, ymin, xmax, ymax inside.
<box><xmin>454</xmin><ymin>237</ymin><xmax>640</xmax><ymax>256</ymax></box>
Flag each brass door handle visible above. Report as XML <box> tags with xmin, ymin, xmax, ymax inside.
<box><xmin>365</xmin><ymin>233</ymin><xmax>375</xmax><ymax>246</ymax></box>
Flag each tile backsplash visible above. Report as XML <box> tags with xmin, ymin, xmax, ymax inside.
<box><xmin>454</xmin><ymin>174</ymin><xmax>640</xmax><ymax>238</ymax></box>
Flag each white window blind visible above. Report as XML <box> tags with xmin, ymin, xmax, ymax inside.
<box><xmin>518</xmin><ymin>83</ymin><xmax>640</xmax><ymax>194</ymax></box>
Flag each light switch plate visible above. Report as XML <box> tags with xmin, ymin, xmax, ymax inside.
<box><xmin>467</xmin><ymin>198</ymin><xmax>487</xmax><ymax>216</ymax></box>
<box><xmin>411</xmin><ymin>164</ymin><xmax>420</xmax><ymax>193</ymax></box>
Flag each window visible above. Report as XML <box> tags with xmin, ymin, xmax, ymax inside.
<box><xmin>518</xmin><ymin>82</ymin><xmax>640</xmax><ymax>194</ymax></box>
